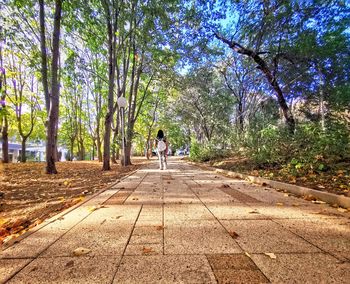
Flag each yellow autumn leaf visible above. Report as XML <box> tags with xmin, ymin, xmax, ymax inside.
<box><xmin>264</xmin><ymin>252</ymin><xmax>277</xmax><ymax>259</ymax></box>
<box><xmin>72</xmin><ymin>247</ymin><xmax>91</xmax><ymax>256</ymax></box>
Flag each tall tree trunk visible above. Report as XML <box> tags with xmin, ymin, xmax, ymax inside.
<box><xmin>70</xmin><ymin>139</ymin><xmax>74</xmax><ymax>161</ymax></box>
<box><xmin>0</xmin><ymin>29</ymin><xmax>9</xmax><ymax>163</ymax></box>
<box><xmin>1</xmin><ymin>117</ymin><xmax>9</xmax><ymax>163</ymax></box>
<box><xmin>39</xmin><ymin>0</ymin><xmax>50</xmax><ymax>113</ymax></box>
<box><xmin>145</xmin><ymin>98</ymin><xmax>159</xmax><ymax>159</ymax></box>
<box><xmin>238</xmin><ymin>101</ymin><xmax>244</xmax><ymax>133</ymax></box>
<box><xmin>111</xmin><ymin>108</ymin><xmax>120</xmax><ymax>164</ymax></box>
<box><xmin>21</xmin><ymin>137</ymin><xmax>27</xmax><ymax>163</ymax></box>
<box><xmin>46</xmin><ymin>0</ymin><xmax>62</xmax><ymax>174</ymax></box>
<box><xmin>124</xmin><ymin>141</ymin><xmax>132</xmax><ymax>166</ymax></box>
<box><xmin>102</xmin><ymin>0</ymin><xmax>117</xmax><ymax>171</ymax></box>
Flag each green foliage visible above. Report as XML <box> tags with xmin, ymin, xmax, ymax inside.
<box><xmin>189</xmin><ymin>140</ymin><xmax>230</xmax><ymax>163</ymax></box>
<box><xmin>243</xmin><ymin>121</ymin><xmax>350</xmax><ymax>172</ymax></box>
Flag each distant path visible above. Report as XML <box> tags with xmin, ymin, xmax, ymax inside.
<box><xmin>1</xmin><ymin>157</ymin><xmax>350</xmax><ymax>283</ymax></box>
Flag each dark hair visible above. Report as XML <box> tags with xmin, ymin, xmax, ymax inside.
<box><xmin>157</xmin><ymin>129</ymin><xmax>164</xmax><ymax>139</ymax></box>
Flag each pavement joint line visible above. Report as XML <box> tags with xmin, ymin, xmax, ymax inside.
<box><xmin>1</xmin><ymin>168</ymin><xmax>139</xmax><ymax>252</ymax></box>
<box><xmin>103</xmin><ymin>172</ymin><xmax>148</xmax><ymax>205</ymax></box>
<box><xmin>110</xmin><ymin>203</ymin><xmax>143</xmax><ymax>284</ymax></box>
<box><xmin>204</xmin><ymin>254</ymin><xmax>220</xmax><ymax>283</ymax></box>
<box><xmin>271</xmin><ymin>218</ymin><xmax>350</xmax><ymax>262</ymax></box>
<box><xmin>185</xmin><ymin>179</ymin><xmax>272</xmax><ymax>283</ymax></box>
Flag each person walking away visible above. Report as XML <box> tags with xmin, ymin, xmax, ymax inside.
<box><xmin>155</xmin><ymin>129</ymin><xmax>168</xmax><ymax>170</ymax></box>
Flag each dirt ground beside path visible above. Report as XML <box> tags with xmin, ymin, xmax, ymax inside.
<box><xmin>0</xmin><ymin>159</ymin><xmax>145</xmax><ymax>246</ymax></box>
<box><xmin>206</xmin><ymin>157</ymin><xmax>350</xmax><ymax>197</ymax></box>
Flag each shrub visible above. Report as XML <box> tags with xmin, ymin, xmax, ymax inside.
<box><xmin>189</xmin><ymin>140</ymin><xmax>230</xmax><ymax>162</ymax></box>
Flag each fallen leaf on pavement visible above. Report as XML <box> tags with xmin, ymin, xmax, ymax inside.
<box><xmin>249</xmin><ymin>210</ymin><xmax>259</xmax><ymax>214</ymax></box>
<box><xmin>88</xmin><ymin>205</ymin><xmax>105</xmax><ymax>212</ymax></box>
<box><xmin>142</xmin><ymin>247</ymin><xmax>153</xmax><ymax>254</ymax></box>
<box><xmin>228</xmin><ymin>231</ymin><xmax>239</xmax><ymax>238</ymax></box>
<box><xmin>264</xmin><ymin>253</ymin><xmax>277</xmax><ymax>259</ymax></box>
<box><xmin>219</xmin><ymin>184</ymin><xmax>230</xmax><ymax>188</ymax></box>
<box><xmin>65</xmin><ymin>260</ymin><xmax>74</xmax><ymax>267</ymax></box>
<box><xmin>73</xmin><ymin>247</ymin><xmax>91</xmax><ymax>256</ymax></box>
<box><xmin>337</xmin><ymin>208</ymin><xmax>347</xmax><ymax>213</ymax></box>
<box><xmin>304</xmin><ymin>195</ymin><xmax>317</xmax><ymax>201</ymax></box>
<box><xmin>115</xmin><ymin>215</ymin><xmax>123</xmax><ymax>219</ymax></box>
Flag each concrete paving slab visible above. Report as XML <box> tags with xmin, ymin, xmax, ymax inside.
<box><xmin>129</xmin><ymin>226</ymin><xmax>163</xmax><ymax>244</ymax></box>
<box><xmin>247</xmin><ymin>204</ymin><xmax>332</xmax><ymax>220</ymax></box>
<box><xmin>84</xmin><ymin>189</ymin><xmax>120</xmax><ymax>206</ymax></box>
<box><xmin>113</xmin><ymin>181</ymin><xmax>140</xmax><ymax>190</ymax></box>
<box><xmin>39</xmin><ymin>206</ymin><xmax>141</xmax><ymax>257</ymax></box>
<box><xmin>221</xmin><ymin>219</ymin><xmax>321</xmax><ymax>253</ymax></box>
<box><xmin>0</xmin><ymin>225</ymin><xmax>67</xmax><ymax>259</ymax></box>
<box><xmin>104</xmin><ymin>190</ymin><xmax>132</xmax><ymax>205</ymax></box>
<box><xmin>136</xmin><ymin>205</ymin><xmax>163</xmax><ymax>226</ymax></box>
<box><xmin>276</xmin><ymin>217</ymin><xmax>350</xmax><ymax>261</ymax></box>
<box><xmin>8</xmin><ymin>256</ymin><xmax>121</xmax><ymax>284</ymax></box>
<box><xmin>251</xmin><ymin>252</ymin><xmax>350</xmax><ymax>283</ymax></box>
<box><xmin>0</xmin><ymin>259</ymin><xmax>31</xmax><ymax>283</ymax></box>
<box><xmin>190</xmin><ymin>186</ymin><xmax>238</xmax><ymax>204</ymax></box>
<box><xmin>211</xmin><ymin>269</ymin><xmax>269</xmax><ymax>284</ymax></box>
<box><xmin>165</xmin><ymin>220</ymin><xmax>242</xmax><ymax>254</ymax></box>
<box><xmin>124</xmin><ymin>244</ymin><xmax>163</xmax><ymax>255</ymax></box>
<box><xmin>207</xmin><ymin>204</ymin><xmax>269</xmax><ymax>220</ymax></box>
<box><xmin>164</xmin><ymin>204</ymin><xmax>214</xmax><ymax>222</ymax></box>
<box><xmin>206</xmin><ymin>254</ymin><xmax>259</xmax><ymax>270</ymax></box>
<box><xmin>113</xmin><ymin>255</ymin><xmax>216</xmax><ymax>283</ymax></box>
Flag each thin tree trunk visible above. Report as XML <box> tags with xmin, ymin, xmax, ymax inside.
<box><xmin>46</xmin><ymin>0</ymin><xmax>62</xmax><ymax>174</ymax></box>
<box><xmin>238</xmin><ymin>101</ymin><xmax>244</xmax><ymax>133</ymax></box>
<box><xmin>97</xmin><ymin>136</ymin><xmax>102</xmax><ymax>162</ymax></box>
<box><xmin>0</xmin><ymin>29</ymin><xmax>9</xmax><ymax>163</ymax></box>
<box><xmin>1</xmin><ymin>117</ymin><xmax>9</xmax><ymax>163</ymax></box>
<box><xmin>39</xmin><ymin>0</ymin><xmax>50</xmax><ymax>113</ymax></box>
<box><xmin>318</xmin><ymin>65</ymin><xmax>326</xmax><ymax>131</ymax></box>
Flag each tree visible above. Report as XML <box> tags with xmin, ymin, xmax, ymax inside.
<box><xmin>175</xmin><ymin>67</ymin><xmax>234</xmax><ymax>144</ymax></box>
<box><xmin>0</xmin><ymin>23</ymin><xmax>9</xmax><ymax>163</ymax></box>
<box><xmin>39</xmin><ymin>0</ymin><xmax>63</xmax><ymax>173</ymax></box>
<box><xmin>7</xmin><ymin>51</ymin><xmax>38</xmax><ymax>162</ymax></box>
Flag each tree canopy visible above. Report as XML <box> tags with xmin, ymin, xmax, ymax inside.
<box><xmin>0</xmin><ymin>0</ymin><xmax>349</xmax><ymax>174</ymax></box>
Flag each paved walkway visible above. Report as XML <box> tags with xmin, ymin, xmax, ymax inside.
<box><xmin>1</xmin><ymin>158</ymin><xmax>350</xmax><ymax>283</ymax></box>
